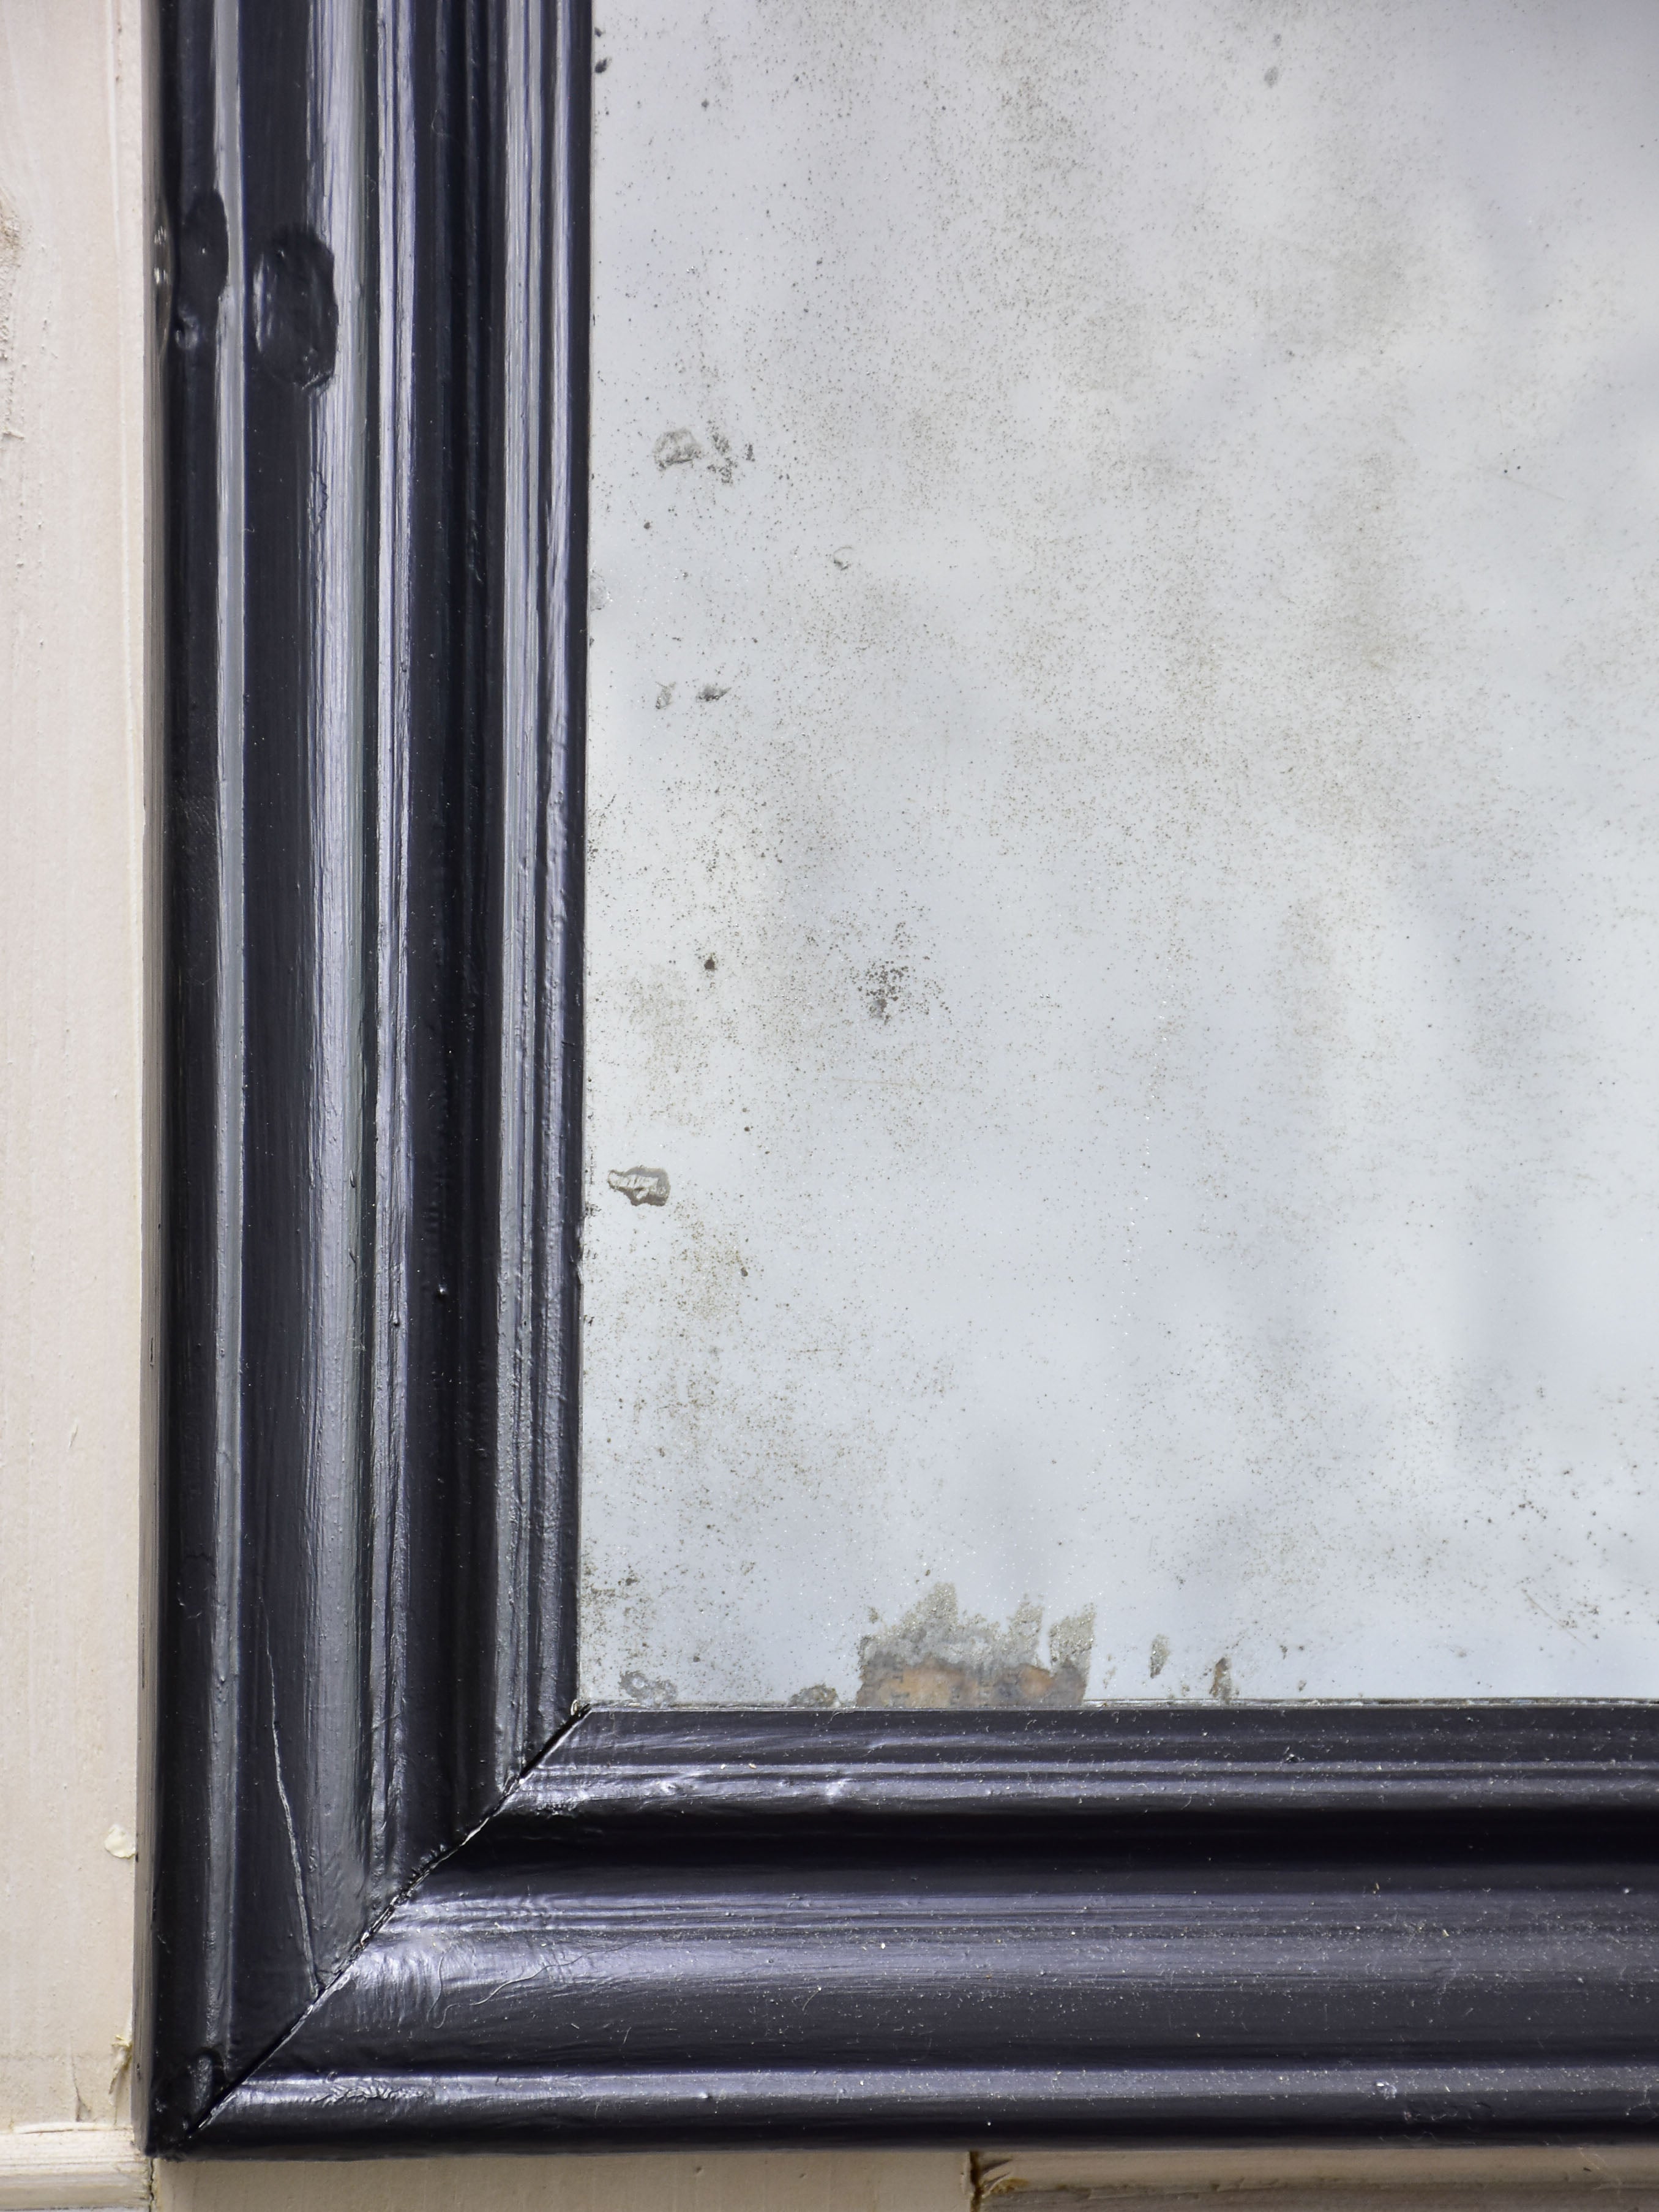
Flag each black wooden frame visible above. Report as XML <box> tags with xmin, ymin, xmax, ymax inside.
<box><xmin>142</xmin><ymin>0</ymin><xmax>1659</xmax><ymax>2156</ymax></box>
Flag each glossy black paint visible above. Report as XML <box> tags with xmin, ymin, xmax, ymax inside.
<box><xmin>144</xmin><ymin>0</ymin><xmax>586</xmax><ymax>2150</ymax></box>
<box><xmin>202</xmin><ymin>1709</ymin><xmax>1659</xmax><ymax>2148</ymax></box>
<box><xmin>503</xmin><ymin>1703</ymin><xmax>1659</xmax><ymax>1824</ymax></box>
<box><xmin>149</xmin><ymin>0</ymin><xmax>1659</xmax><ymax>2161</ymax></box>
<box><xmin>198</xmin><ymin>2067</ymin><xmax>1659</xmax><ymax>2152</ymax></box>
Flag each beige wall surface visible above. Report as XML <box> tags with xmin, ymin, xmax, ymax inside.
<box><xmin>0</xmin><ymin>0</ymin><xmax>148</xmax><ymax>2135</ymax></box>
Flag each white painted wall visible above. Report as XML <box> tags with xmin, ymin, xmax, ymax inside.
<box><xmin>0</xmin><ymin>0</ymin><xmax>149</xmax><ymax>2134</ymax></box>
<box><xmin>582</xmin><ymin>0</ymin><xmax>1659</xmax><ymax>1708</ymax></box>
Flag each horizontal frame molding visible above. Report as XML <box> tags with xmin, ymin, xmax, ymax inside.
<box><xmin>201</xmin><ymin>2066</ymin><xmax>1659</xmax><ymax>2151</ymax></box>
<box><xmin>502</xmin><ymin>1704</ymin><xmax>1659</xmax><ymax>1823</ymax></box>
<box><xmin>197</xmin><ymin>1708</ymin><xmax>1659</xmax><ymax>2148</ymax></box>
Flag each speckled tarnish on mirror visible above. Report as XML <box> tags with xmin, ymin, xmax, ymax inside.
<box><xmin>580</xmin><ymin>0</ymin><xmax>1659</xmax><ymax>1706</ymax></box>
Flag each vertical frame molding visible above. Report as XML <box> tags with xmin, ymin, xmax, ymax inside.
<box><xmin>142</xmin><ymin>0</ymin><xmax>588</xmax><ymax>2148</ymax></box>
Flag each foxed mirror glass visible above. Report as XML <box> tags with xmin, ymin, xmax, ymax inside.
<box><xmin>581</xmin><ymin>0</ymin><xmax>1659</xmax><ymax>1706</ymax></box>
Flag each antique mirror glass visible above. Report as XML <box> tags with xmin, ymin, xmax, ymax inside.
<box><xmin>581</xmin><ymin>0</ymin><xmax>1659</xmax><ymax>1706</ymax></box>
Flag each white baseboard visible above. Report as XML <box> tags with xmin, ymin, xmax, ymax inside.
<box><xmin>0</xmin><ymin>2129</ymin><xmax>148</xmax><ymax>2211</ymax></box>
<box><xmin>978</xmin><ymin>2143</ymin><xmax>1659</xmax><ymax>2208</ymax></box>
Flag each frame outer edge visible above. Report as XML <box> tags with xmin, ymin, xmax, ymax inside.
<box><xmin>198</xmin><ymin>2066</ymin><xmax>1659</xmax><ymax>2152</ymax></box>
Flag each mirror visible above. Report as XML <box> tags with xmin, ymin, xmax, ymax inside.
<box><xmin>582</xmin><ymin>0</ymin><xmax>1659</xmax><ymax>1706</ymax></box>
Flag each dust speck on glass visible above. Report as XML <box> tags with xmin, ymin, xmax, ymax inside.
<box><xmin>580</xmin><ymin>0</ymin><xmax>1659</xmax><ymax>1707</ymax></box>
